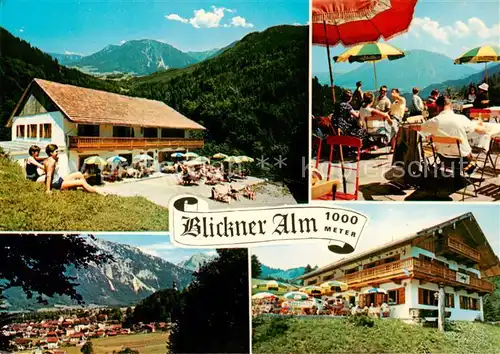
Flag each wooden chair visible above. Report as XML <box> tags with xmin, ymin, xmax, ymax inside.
<box><xmin>317</xmin><ymin>135</ymin><xmax>363</xmax><ymax>201</ymax></box>
<box><xmin>429</xmin><ymin>135</ymin><xmax>479</xmax><ymax>201</ymax></box>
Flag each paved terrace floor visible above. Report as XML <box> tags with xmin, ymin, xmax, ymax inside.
<box><xmin>313</xmin><ymin>147</ymin><xmax>500</xmax><ymax>202</ymax></box>
<box><xmin>96</xmin><ymin>174</ymin><xmax>297</xmax><ymax>209</ymax></box>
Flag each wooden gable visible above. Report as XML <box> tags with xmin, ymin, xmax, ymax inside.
<box><xmin>17</xmin><ymin>84</ymin><xmax>58</xmax><ymax>117</ymax></box>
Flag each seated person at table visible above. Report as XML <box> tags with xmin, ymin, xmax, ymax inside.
<box><xmin>374</xmin><ymin>85</ymin><xmax>391</xmax><ymax>113</ymax></box>
<box><xmin>44</xmin><ymin>144</ymin><xmax>101</xmax><ymax>194</ymax></box>
<box><xmin>466</xmin><ymin>85</ymin><xmax>476</xmax><ymax>103</ymax></box>
<box><xmin>473</xmin><ymin>83</ymin><xmax>489</xmax><ymax>109</ymax></box>
<box><xmin>390</xmin><ymin>88</ymin><xmax>406</xmax><ymax>120</ymax></box>
<box><xmin>333</xmin><ymin>89</ymin><xmax>369</xmax><ymax>145</ymax></box>
<box><xmin>360</xmin><ymin>92</ymin><xmax>394</xmax><ymax>142</ymax></box>
<box><xmin>426</xmin><ymin>89</ymin><xmax>440</xmax><ymax>118</ymax></box>
<box><xmin>409</xmin><ymin>87</ymin><xmax>424</xmax><ymax>117</ymax></box>
<box><xmin>420</xmin><ymin>96</ymin><xmax>487</xmax><ymax>175</ymax></box>
<box><xmin>25</xmin><ymin>145</ymin><xmax>46</xmax><ymax>182</ymax></box>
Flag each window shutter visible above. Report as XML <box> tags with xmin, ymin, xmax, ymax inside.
<box><xmin>375</xmin><ymin>294</ymin><xmax>384</xmax><ymax>306</ymax></box>
<box><xmin>418</xmin><ymin>288</ymin><xmax>424</xmax><ymax>305</ymax></box>
<box><xmin>359</xmin><ymin>294</ymin><xmax>365</xmax><ymax>308</ymax></box>
<box><xmin>399</xmin><ymin>288</ymin><xmax>406</xmax><ymax>304</ymax></box>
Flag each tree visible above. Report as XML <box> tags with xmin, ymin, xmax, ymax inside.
<box><xmin>251</xmin><ymin>254</ymin><xmax>262</xmax><ymax>278</ymax></box>
<box><xmin>168</xmin><ymin>249</ymin><xmax>249</xmax><ymax>353</ymax></box>
<box><xmin>132</xmin><ymin>289</ymin><xmax>181</xmax><ymax>324</ymax></box>
<box><xmin>303</xmin><ymin>264</ymin><xmax>313</xmax><ymax>275</ymax></box>
<box><xmin>81</xmin><ymin>341</ymin><xmax>94</xmax><ymax>354</ymax></box>
<box><xmin>116</xmin><ymin>348</ymin><xmax>139</xmax><ymax>354</ymax></box>
<box><xmin>0</xmin><ymin>234</ymin><xmax>113</xmax><ymax>304</ymax></box>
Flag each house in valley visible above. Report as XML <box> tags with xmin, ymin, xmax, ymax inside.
<box><xmin>299</xmin><ymin>213</ymin><xmax>499</xmax><ymax>322</ymax></box>
<box><xmin>1</xmin><ymin>78</ymin><xmax>206</xmax><ymax>176</ymax></box>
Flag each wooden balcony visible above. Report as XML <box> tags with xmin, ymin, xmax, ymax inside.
<box><xmin>437</xmin><ymin>237</ymin><xmax>481</xmax><ymax>264</ymax></box>
<box><xmin>336</xmin><ymin>258</ymin><xmax>493</xmax><ymax>294</ymax></box>
<box><xmin>69</xmin><ymin>136</ymin><xmax>204</xmax><ymax>151</ymax></box>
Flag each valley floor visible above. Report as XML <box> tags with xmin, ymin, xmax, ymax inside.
<box><xmin>252</xmin><ymin>315</ymin><xmax>500</xmax><ymax>354</ymax></box>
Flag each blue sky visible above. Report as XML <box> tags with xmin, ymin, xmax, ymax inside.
<box><xmin>96</xmin><ymin>233</ymin><xmax>216</xmax><ymax>264</ymax></box>
<box><xmin>253</xmin><ymin>203</ymin><xmax>500</xmax><ymax>269</ymax></box>
<box><xmin>312</xmin><ymin>0</ymin><xmax>500</xmax><ymax>74</ymax></box>
<box><xmin>1</xmin><ymin>0</ymin><xmax>308</xmax><ymax>55</ymax></box>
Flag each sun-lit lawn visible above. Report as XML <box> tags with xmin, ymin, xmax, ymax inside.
<box><xmin>0</xmin><ymin>155</ymin><xmax>169</xmax><ymax>231</ymax></box>
<box><xmin>252</xmin><ymin>315</ymin><xmax>500</xmax><ymax>354</ymax></box>
<box><xmin>60</xmin><ymin>332</ymin><xmax>169</xmax><ymax>354</ymax></box>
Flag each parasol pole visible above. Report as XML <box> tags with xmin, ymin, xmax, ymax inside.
<box><xmin>372</xmin><ymin>62</ymin><xmax>378</xmax><ymax>91</ymax></box>
<box><xmin>485</xmin><ymin>62</ymin><xmax>488</xmax><ymax>82</ymax></box>
<box><xmin>323</xmin><ymin>21</ymin><xmax>336</xmax><ymax>104</ymax></box>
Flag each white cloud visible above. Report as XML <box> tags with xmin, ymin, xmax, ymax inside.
<box><xmin>120</xmin><ymin>40</ymin><xmax>126</xmax><ymax>44</ymax></box>
<box><xmin>409</xmin><ymin>16</ymin><xmax>500</xmax><ymax>45</ymax></box>
<box><xmin>165</xmin><ymin>13</ymin><xmax>189</xmax><ymax>24</ymax></box>
<box><xmin>205</xmin><ymin>250</ymin><xmax>217</xmax><ymax>256</ymax></box>
<box><xmin>165</xmin><ymin>6</ymin><xmax>252</xmax><ymax>29</ymax></box>
<box><xmin>19</xmin><ymin>28</ymin><xmax>24</xmax><ymax>33</ymax></box>
<box><xmin>230</xmin><ymin>16</ymin><xmax>254</xmax><ymax>28</ymax></box>
<box><xmin>64</xmin><ymin>50</ymin><xmax>82</xmax><ymax>55</ymax></box>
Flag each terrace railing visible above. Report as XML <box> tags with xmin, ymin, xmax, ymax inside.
<box><xmin>69</xmin><ymin>136</ymin><xmax>204</xmax><ymax>150</ymax></box>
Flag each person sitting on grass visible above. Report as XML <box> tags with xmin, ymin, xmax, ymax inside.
<box><xmin>25</xmin><ymin>145</ymin><xmax>46</xmax><ymax>182</ymax></box>
<box><xmin>44</xmin><ymin>144</ymin><xmax>101</xmax><ymax>194</ymax></box>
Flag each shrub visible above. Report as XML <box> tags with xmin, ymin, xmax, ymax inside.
<box><xmin>348</xmin><ymin>315</ymin><xmax>375</xmax><ymax>328</ymax></box>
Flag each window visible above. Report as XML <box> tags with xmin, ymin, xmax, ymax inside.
<box><xmin>161</xmin><ymin>128</ymin><xmax>184</xmax><ymax>138</ymax></box>
<box><xmin>28</xmin><ymin>124</ymin><xmax>37</xmax><ymax>138</ymax></box>
<box><xmin>113</xmin><ymin>126</ymin><xmax>134</xmax><ymax>137</ymax></box>
<box><xmin>16</xmin><ymin>125</ymin><xmax>25</xmax><ymax>138</ymax></box>
<box><xmin>460</xmin><ymin>296</ymin><xmax>479</xmax><ymax>310</ymax></box>
<box><xmin>418</xmin><ymin>288</ymin><xmax>438</xmax><ymax>306</ymax></box>
<box><xmin>445</xmin><ymin>293</ymin><xmax>455</xmax><ymax>308</ymax></box>
<box><xmin>40</xmin><ymin>124</ymin><xmax>52</xmax><ymax>139</ymax></box>
<box><xmin>78</xmin><ymin>125</ymin><xmax>100</xmax><ymax>137</ymax></box>
<box><xmin>143</xmin><ymin>128</ymin><xmax>158</xmax><ymax>138</ymax></box>
<box><xmin>344</xmin><ymin>267</ymin><xmax>358</xmax><ymax>275</ymax></box>
<box><xmin>388</xmin><ymin>288</ymin><xmax>405</xmax><ymax>305</ymax></box>
<box><xmin>306</xmin><ymin>279</ymin><xmax>316</xmax><ymax>286</ymax></box>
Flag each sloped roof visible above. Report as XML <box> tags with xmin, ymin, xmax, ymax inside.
<box><xmin>8</xmin><ymin>79</ymin><xmax>205</xmax><ymax>130</ymax></box>
<box><xmin>299</xmin><ymin>213</ymin><xmax>500</xmax><ymax>279</ymax></box>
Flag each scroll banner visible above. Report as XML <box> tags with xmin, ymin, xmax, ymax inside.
<box><xmin>168</xmin><ymin>195</ymin><xmax>368</xmax><ymax>254</ymax></box>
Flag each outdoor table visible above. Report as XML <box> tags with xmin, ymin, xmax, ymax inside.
<box><xmin>488</xmin><ymin>106</ymin><xmax>500</xmax><ymax>122</ymax></box>
<box><xmin>452</xmin><ymin>100</ymin><xmax>473</xmax><ymax>112</ymax></box>
<box><xmin>468</xmin><ymin>121</ymin><xmax>500</xmax><ymax>176</ymax></box>
<box><xmin>392</xmin><ymin>123</ymin><xmax>424</xmax><ymax>186</ymax></box>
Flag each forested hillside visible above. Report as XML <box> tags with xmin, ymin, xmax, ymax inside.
<box><xmin>128</xmin><ymin>25</ymin><xmax>309</xmax><ymax>200</ymax></box>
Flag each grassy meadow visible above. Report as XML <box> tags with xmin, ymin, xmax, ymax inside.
<box><xmin>59</xmin><ymin>332</ymin><xmax>169</xmax><ymax>354</ymax></box>
<box><xmin>252</xmin><ymin>315</ymin><xmax>500</xmax><ymax>354</ymax></box>
<box><xmin>0</xmin><ymin>155</ymin><xmax>169</xmax><ymax>231</ymax></box>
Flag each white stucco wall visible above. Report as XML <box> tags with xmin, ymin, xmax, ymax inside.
<box><xmin>12</xmin><ymin>111</ymin><xmax>67</xmax><ymax>147</ymax></box>
<box><xmin>407</xmin><ymin>279</ymin><xmax>482</xmax><ymax>321</ymax></box>
<box><xmin>358</xmin><ymin>280</ymin><xmax>413</xmax><ymax>319</ymax></box>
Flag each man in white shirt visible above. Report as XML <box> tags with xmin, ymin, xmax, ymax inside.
<box><xmin>374</xmin><ymin>86</ymin><xmax>391</xmax><ymax>112</ymax></box>
<box><xmin>420</xmin><ymin>96</ymin><xmax>486</xmax><ymax>174</ymax></box>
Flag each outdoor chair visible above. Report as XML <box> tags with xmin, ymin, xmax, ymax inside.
<box><xmin>429</xmin><ymin>135</ymin><xmax>480</xmax><ymax>201</ymax></box>
<box><xmin>316</xmin><ymin>135</ymin><xmax>362</xmax><ymax>201</ymax></box>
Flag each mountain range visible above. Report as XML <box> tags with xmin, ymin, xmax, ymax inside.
<box><xmin>314</xmin><ymin>50</ymin><xmax>479</xmax><ymax>92</ymax></box>
<box><xmin>177</xmin><ymin>253</ymin><xmax>216</xmax><ymax>272</ymax></box>
<box><xmin>2</xmin><ymin>238</ymin><xmax>194</xmax><ymax>311</ymax></box>
<box><xmin>48</xmin><ymin>39</ymin><xmax>237</xmax><ymax>76</ymax></box>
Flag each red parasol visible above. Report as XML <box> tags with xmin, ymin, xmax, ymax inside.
<box><xmin>312</xmin><ymin>0</ymin><xmax>418</xmax><ymax>47</ymax></box>
<box><xmin>312</xmin><ymin>0</ymin><xmax>417</xmax><ymax>103</ymax></box>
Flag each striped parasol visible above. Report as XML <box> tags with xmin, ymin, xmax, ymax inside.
<box><xmin>184</xmin><ymin>152</ymin><xmax>199</xmax><ymax>159</ymax></box>
<box><xmin>454</xmin><ymin>45</ymin><xmax>500</xmax><ymax>80</ymax></box>
<box><xmin>84</xmin><ymin>155</ymin><xmax>107</xmax><ymax>167</ymax></box>
<box><xmin>252</xmin><ymin>280</ymin><xmax>296</xmax><ymax>294</ymax></box>
<box><xmin>320</xmin><ymin>280</ymin><xmax>348</xmax><ymax>292</ymax></box>
<box><xmin>334</xmin><ymin>42</ymin><xmax>405</xmax><ymax>90</ymax></box>
<box><xmin>238</xmin><ymin>155</ymin><xmax>254</xmax><ymax>163</ymax></box>
<box><xmin>283</xmin><ymin>291</ymin><xmax>310</xmax><ymax>301</ymax></box>
<box><xmin>252</xmin><ymin>292</ymin><xmax>278</xmax><ymax>300</ymax></box>
<box><xmin>224</xmin><ymin>156</ymin><xmax>242</xmax><ymax>164</ymax></box>
<box><xmin>299</xmin><ymin>286</ymin><xmax>326</xmax><ymax>296</ymax></box>
<box><xmin>212</xmin><ymin>153</ymin><xmax>228</xmax><ymax>159</ymax></box>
